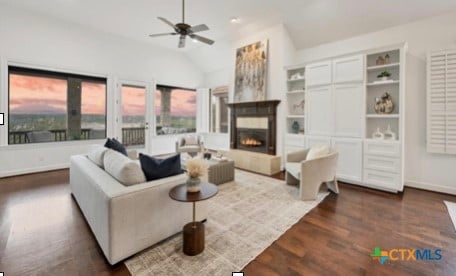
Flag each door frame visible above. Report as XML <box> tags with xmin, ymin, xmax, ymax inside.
<box><xmin>116</xmin><ymin>79</ymin><xmax>155</xmax><ymax>153</ymax></box>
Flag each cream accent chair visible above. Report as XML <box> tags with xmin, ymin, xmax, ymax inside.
<box><xmin>176</xmin><ymin>135</ymin><xmax>204</xmax><ymax>157</ymax></box>
<box><xmin>285</xmin><ymin>148</ymin><xmax>339</xmax><ymax>201</ymax></box>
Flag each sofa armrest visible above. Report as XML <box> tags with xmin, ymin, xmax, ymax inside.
<box><xmin>287</xmin><ymin>149</ymin><xmax>309</xmax><ymax>163</ymax></box>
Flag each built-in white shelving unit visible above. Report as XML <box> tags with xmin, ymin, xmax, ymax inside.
<box><xmin>283</xmin><ymin>65</ymin><xmax>307</xmax><ymax>156</ymax></box>
<box><xmin>283</xmin><ymin>44</ymin><xmax>406</xmax><ymax>193</ymax></box>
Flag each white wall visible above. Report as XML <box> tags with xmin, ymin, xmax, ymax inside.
<box><xmin>201</xmin><ymin>24</ymin><xmax>296</xmax><ymax>156</ymax></box>
<box><xmin>0</xmin><ymin>4</ymin><xmax>204</xmax><ymax>177</ymax></box>
<box><xmin>294</xmin><ymin>11</ymin><xmax>456</xmax><ymax>194</ymax></box>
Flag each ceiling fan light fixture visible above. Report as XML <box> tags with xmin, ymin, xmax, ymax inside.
<box><xmin>230</xmin><ymin>17</ymin><xmax>240</xmax><ymax>23</ymax></box>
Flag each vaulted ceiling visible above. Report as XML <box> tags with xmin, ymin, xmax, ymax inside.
<box><xmin>2</xmin><ymin>0</ymin><xmax>456</xmax><ymax>52</ymax></box>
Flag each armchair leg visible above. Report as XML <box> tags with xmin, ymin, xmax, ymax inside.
<box><xmin>326</xmin><ymin>177</ymin><xmax>339</xmax><ymax>194</ymax></box>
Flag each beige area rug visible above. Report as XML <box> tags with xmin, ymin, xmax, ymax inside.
<box><xmin>444</xmin><ymin>201</ymin><xmax>456</xmax><ymax>231</ymax></box>
<box><xmin>125</xmin><ymin>169</ymin><xmax>329</xmax><ymax>276</ymax></box>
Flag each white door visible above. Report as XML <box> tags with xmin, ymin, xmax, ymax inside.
<box><xmin>306</xmin><ymin>61</ymin><xmax>332</xmax><ymax>87</ymax></box>
<box><xmin>332</xmin><ymin>55</ymin><xmax>364</xmax><ymax>83</ymax></box>
<box><xmin>333</xmin><ymin>83</ymin><xmax>364</xmax><ymax>137</ymax></box>
<box><xmin>307</xmin><ymin>86</ymin><xmax>333</xmax><ymax>136</ymax></box>
<box><xmin>332</xmin><ymin>138</ymin><xmax>363</xmax><ymax>182</ymax></box>
<box><xmin>118</xmin><ymin>81</ymin><xmax>153</xmax><ymax>152</ymax></box>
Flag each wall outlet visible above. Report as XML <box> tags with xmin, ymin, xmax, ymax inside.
<box><xmin>0</xmin><ymin>113</ymin><xmax>4</xmax><ymax>125</ymax></box>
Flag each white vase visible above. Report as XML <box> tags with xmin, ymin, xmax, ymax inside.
<box><xmin>186</xmin><ymin>177</ymin><xmax>201</xmax><ymax>193</ymax></box>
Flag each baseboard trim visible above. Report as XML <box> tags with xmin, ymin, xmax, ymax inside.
<box><xmin>405</xmin><ymin>180</ymin><xmax>456</xmax><ymax>196</ymax></box>
<box><xmin>0</xmin><ymin>163</ymin><xmax>69</xmax><ymax>178</ymax></box>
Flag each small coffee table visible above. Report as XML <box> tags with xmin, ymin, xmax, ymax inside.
<box><xmin>169</xmin><ymin>182</ymin><xmax>218</xmax><ymax>256</ymax></box>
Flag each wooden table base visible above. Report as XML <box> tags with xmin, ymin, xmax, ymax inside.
<box><xmin>183</xmin><ymin>221</ymin><xmax>204</xmax><ymax>256</ymax></box>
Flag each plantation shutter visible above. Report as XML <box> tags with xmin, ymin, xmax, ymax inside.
<box><xmin>446</xmin><ymin>51</ymin><xmax>456</xmax><ymax>154</ymax></box>
<box><xmin>427</xmin><ymin>49</ymin><xmax>456</xmax><ymax>154</ymax></box>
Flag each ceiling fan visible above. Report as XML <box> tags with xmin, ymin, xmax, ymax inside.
<box><xmin>149</xmin><ymin>0</ymin><xmax>214</xmax><ymax>48</ymax></box>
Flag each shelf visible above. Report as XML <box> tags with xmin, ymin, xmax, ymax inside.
<box><xmin>367</xmin><ymin>80</ymin><xmax>400</xmax><ymax>87</ymax></box>
<box><xmin>287</xmin><ymin>78</ymin><xmax>305</xmax><ymax>82</ymax></box>
<box><xmin>366</xmin><ymin>114</ymin><xmax>400</xmax><ymax>119</ymax></box>
<box><xmin>287</xmin><ymin>90</ymin><xmax>305</xmax><ymax>94</ymax></box>
<box><xmin>367</xmin><ymin>63</ymin><xmax>400</xmax><ymax>71</ymax></box>
<box><xmin>287</xmin><ymin>115</ymin><xmax>305</xmax><ymax>119</ymax></box>
<box><xmin>364</xmin><ymin>138</ymin><xmax>400</xmax><ymax>143</ymax></box>
<box><xmin>286</xmin><ymin>133</ymin><xmax>305</xmax><ymax>137</ymax></box>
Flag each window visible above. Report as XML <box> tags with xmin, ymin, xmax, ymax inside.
<box><xmin>210</xmin><ymin>86</ymin><xmax>229</xmax><ymax>133</ymax></box>
<box><xmin>155</xmin><ymin>85</ymin><xmax>196</xmax><ymax>135</ymax></box>
<box><xmin>8</xmin><ymin>66</ymin><xmax>107</xmax><ymax>144</ymax></box>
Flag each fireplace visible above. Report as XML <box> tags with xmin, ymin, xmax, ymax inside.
<box><xmin>237</xmin><ymin>128</ymin><xmax>267</xmax><ymax>153</ymax></box>
<box><xmin>227</xmin><ymin>100</ymin><xmax>280</xmax><ymax>155</ymax></box>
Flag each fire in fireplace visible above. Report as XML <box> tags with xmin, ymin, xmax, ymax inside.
<box><xmin>237</xmin><ymin>128</ymin><xmax>267</xmax><ymax>153</ymax></box>
<box><xmin>241</xmin><ymin>137</ymin><xmax>262</xmax><ymax>147</ymax></box>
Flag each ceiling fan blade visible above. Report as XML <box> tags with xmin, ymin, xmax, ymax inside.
<box><xmin>157</xmin><ymin>17</ymin><xmax>177</xmax><ymax>30</ymax></box>
<box><xmin>189</xmin><ymin>24</ymin><xmax>209</xmax><ymax>33</ymax></box>
<box><xmin>149</xmin><ymin>32</ymin><xmax>177</xmax><ymax>37</ymax></box>
<box><xmin>178</xmin><ymin>35</ymin><xmax>186</xmax><ymax>48</ymax></box>
<box><xmin>189</xmin><ymin>34</ymin><xmax>214</xmax><ymax>45</ymax></box>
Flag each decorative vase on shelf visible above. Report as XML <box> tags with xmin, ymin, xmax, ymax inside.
<box><xmin>374</xmin><ymin>92</ymin><xmax>394</xmax><ymax>114</ymax></box>
<box><xmin>186</xmin><ymin>177</ymin><xmax>201</xmax><ymax>193</ymax></box>
<box><xmin>384</xmin><ymin>54</ymin><xmax>390</xmax><ymax>64</ymax></box>
<box><xmin>384</xmin><ymin>125</ymin><xmax>397</xmax><ymax>140</ymax></box>
<box><xmin>372</xmin><ymin>128</ymin><xmax>384</xmax><ymax>140</ymax></box>
<box><xmin>291</xmin><ymin>121</ymin><xmax>300</xmax><ymax>134</ymax></box>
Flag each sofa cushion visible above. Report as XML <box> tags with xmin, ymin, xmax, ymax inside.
<box><xmin>104</xmin><ymin>138</ymin><xmax>128</xmax><ymax>156</ymax></box>
<box><xmin>104</xmin><ymin>149</ymin><xmax>146</xmax><ymax>186</ymax></box>
<box><xmin>307</xmin><ymin>144</ymin><xmax>330</xmax><ymax>160</ymax></box>
<box><xmin>87</xmin><ymin>144</ymin><xmax>108</xmax><ymax>168</ymax></box>
<box><xmin>139</xmin><ymin>153</ymin><xmax>183</xmax><ymax>181</ymax></box>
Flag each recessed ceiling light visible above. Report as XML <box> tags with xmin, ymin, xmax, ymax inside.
<box><xmin>192</xmin><ymin>38</ymin><xmax>198</xmax><ymax>43</ymax></box>
<box><xmin>230</xmin><ymin>17</ymin><xmax>240</xmax><ymax>23</ymax></box>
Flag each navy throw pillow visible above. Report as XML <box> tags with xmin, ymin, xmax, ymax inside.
<box><xmin>139</xmin><ymin>153</ymin><xmax>183</xmax><ymax>181</ymax></box>
<box><xmin>104</xmin><ymin>138</ymin><xmax>128</xmax><ymax>156</ymax></box>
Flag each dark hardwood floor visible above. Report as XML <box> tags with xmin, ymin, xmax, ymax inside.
<box><xmin>1</xmin><ymin>169</ymin><xmax>455</xmax><ymax>275</ymax></box>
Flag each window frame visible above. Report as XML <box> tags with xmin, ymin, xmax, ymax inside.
<box><xmin>209</xmin><ymin>86</ymin><xmax>229</xmax><ymax>134</ymax></box>
<box><xmin>155</xmin><ymin>84</ymin><xmax>197</xmax><ymax>136</ymax></box>
<box><xmin>7</xmin><ymin>65</ymin><xmax>108</xmax><ymax>145</ymax></box>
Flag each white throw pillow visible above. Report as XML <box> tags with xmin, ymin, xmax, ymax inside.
<box><xmin>103</xmin><ymin>149</ymin><xmax>146</xmax><ymax>186</ymax></box>
<box><xmin>307</xmin><ymin>144</ymin><xmax>330</xmax><ymax>160</ymax></box>
<box><xmin>87</xmin><ymin>144</ymin><xmax>108</xmax><ymax>168</ymax></box>
<box><xmin>184</xmin><ymin>135</ymin><xmax>198</xmax><ymax>145</ymax></box>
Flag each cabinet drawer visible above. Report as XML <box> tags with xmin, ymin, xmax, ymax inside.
<box><xmin>364</xmin><ymin>141</ymin><xmax>400</xmax><ymax>157</ymax></box>
<box><xmin>363</xmin><ymin>169</ymin><xmax>400</xmax><ymax>190</ymax></box>
<box><xmin>364</xmin><ymin>155</ymin><xmax>400</xmax><ymax>173</ymax></box>
<box><xmin>285</xmin><ymin>134</ymin><xmax>306</xmax><ymax>147</ymax></box>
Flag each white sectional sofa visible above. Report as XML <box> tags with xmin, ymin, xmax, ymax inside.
<box><xmin>70</xmin><ymin>153</ymin><xmax>208</xmax><ymax>265</ymax></box>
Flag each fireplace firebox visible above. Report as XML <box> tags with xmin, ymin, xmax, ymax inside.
<box><xmin>227</xmin><ymin>100</ymin><xmax>280</xmax><ymax>155</ymax></box>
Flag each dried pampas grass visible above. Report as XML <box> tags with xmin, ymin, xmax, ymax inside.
<box><xmin>186</xmin><ymin>158</ymin><xmax>208</xmax><ymax>178</ymax></box>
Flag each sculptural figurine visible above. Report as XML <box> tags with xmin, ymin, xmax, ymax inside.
<box><xmin>374</xmin><ymin>92</ymin><xmax>394</xmax><ymax>114</ymax></box>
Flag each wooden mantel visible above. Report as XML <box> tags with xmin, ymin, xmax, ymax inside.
<box><xmin>227</xmin><ymin>100</ymin><xmax>281</xmax><ymax>155</ymax></box>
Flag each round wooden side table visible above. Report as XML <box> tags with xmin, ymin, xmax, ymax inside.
<box><xmin>169</xmin><ymin>182</ymin><xmax>218</xmax><ymax>256</ymax></box>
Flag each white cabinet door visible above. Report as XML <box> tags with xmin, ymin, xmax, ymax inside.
<box><xmin>332</xmin><ymin>138</ymin><xmax>363</xmax><ymax>182</ymax></box>
<box><xmin>307</xmin><ymin>86</ymin><xmax>333</xmax><ymax>136</ymax></box>
<box><xmin>307</xmin><ymin>136</ymin><xmax>331</xmax><ymax>148</ymax></box>
<box><xmin>332</xmin><ymin>55</ymin><xmax>364</xmax><ymax>83</ymax></box>
<box><xmin>333</xmin><ymin>83</ymin><xmax>364</xmax><ymax>137</ymax></box>
<box><xmin>306</xmin><ymin>61</ymin><xmax>332</xmax><ymax>87</ymax></box>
